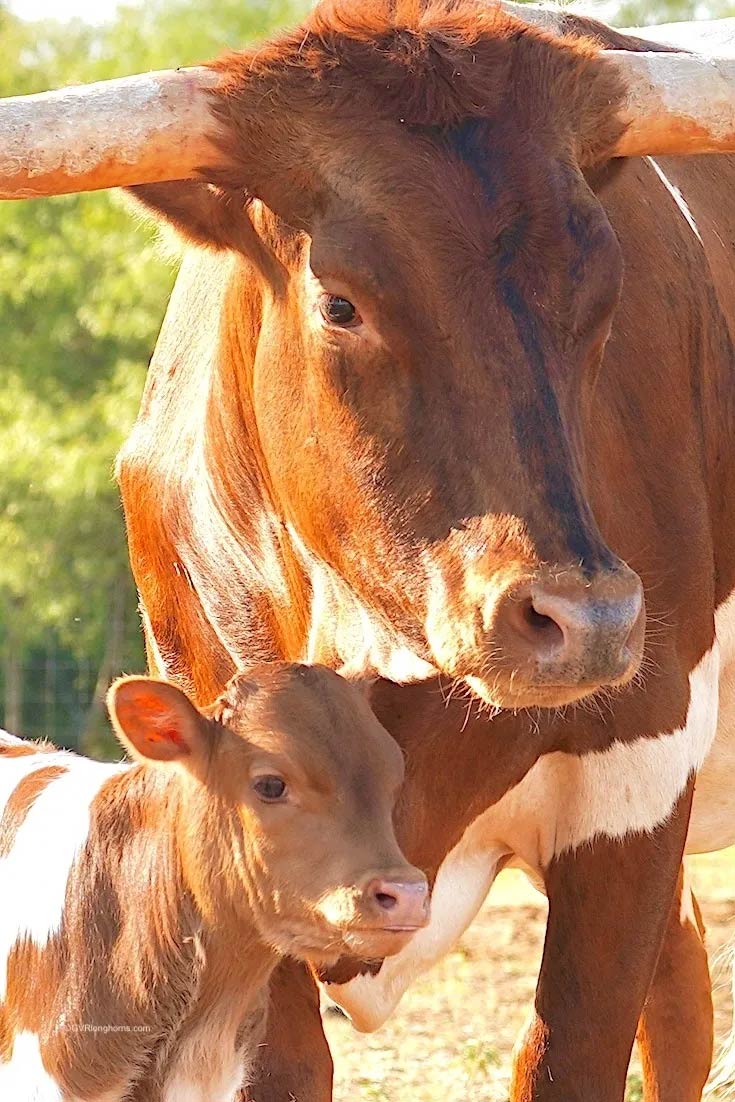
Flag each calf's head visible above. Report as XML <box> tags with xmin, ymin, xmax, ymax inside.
<box><xmin>108</xmin><ymin>664</ymin><xmax>428</xmax><ymax>964</ymax></box>
<box><xmin>133</xmin><ymin>2</ymin><xmax>645</xmax><ymax>708</ymax></box>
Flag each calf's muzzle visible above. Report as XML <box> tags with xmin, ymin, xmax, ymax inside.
<box><xmin>362</xmin><ymin>874</ymin><xmax>430</xmax><ymax>930</ymax></box>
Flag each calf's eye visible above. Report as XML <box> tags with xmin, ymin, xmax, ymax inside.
<box><xmin>253</xmin><ymin>775</ymin><xmax>288</xmax><ymax>803</ymax></box>
<box><xmin>319</xmin><ymin>293</ymin><xmax>359</xmax><ymax>327</ymax></box>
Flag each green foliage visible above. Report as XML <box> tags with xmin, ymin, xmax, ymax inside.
<box><xmin>625</xmin><ymin>1071</ymin><xmax>645</xmax><ymax>1101</ymax></box>
<box><xmin>460</xmin><ymin>1037</ymin><xmax>502</xmax><ymax>1079</ymax></box>
<box><xmin>0</xmin><ymin>0</ymin><xmax>308</xmax><ymax>752</ymax></box>
<box><xmin>613</xmin><ymin>0</ymin><xmax>735</xmax><ymax>29</ymax></box>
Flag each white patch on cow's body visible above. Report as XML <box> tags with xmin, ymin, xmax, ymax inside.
<box><xmin>332</xmin><ymin>833</ymin><xmax>505</xmax><ymax>1032</ymax></box>
<box><xmin>329</xmin><ymin>645</ymin><xmax>721</xmax><ymax>1030</ymax></box>
<box><xmin>0</xmin><ymin>747</ymin><xmax>126</xmax><ymax>999</ymax></box>
<box><xmin>0</xmin><ymin>1032</ymin><xmax>63</xmax><ymax>1102</ymax></box>
<box><xmin>689</xmin><ymin>593</ymin><xmax>735</xmax><ymax>853</ymax></box>
<box><xmin>647</xmin><ymin>157</ymin><xmax>702</xmax><ymax>242</ymax></box>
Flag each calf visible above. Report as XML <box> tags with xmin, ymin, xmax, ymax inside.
<box><xmin>0</xmin><ymin>663</ymin><xmax>428</xmax><ymax>1102</ymax></box>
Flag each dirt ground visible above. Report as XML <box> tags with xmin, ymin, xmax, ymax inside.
<box><xmin>324</xmin><ymin>849</ymin><xmax>735</xmax><ymax>1102</ymax></box>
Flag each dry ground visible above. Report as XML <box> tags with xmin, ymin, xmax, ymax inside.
<box><xmin>324</xmin><ymin>849</ymin><xmax>735</xmax><ymax>1102</ymax></box>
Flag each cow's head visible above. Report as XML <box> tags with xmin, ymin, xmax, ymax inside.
<box><xmin>108</xmin><ymin>666</ymin><xmax>429</xmax><ymax>966</ymax></box>
<box><xmin>132</xmin><ymin>4</ymin><xmax>645</xmax><ymax>709</ymax></box>
<box><xmin>9</xmin><ymin>2</ymin><xmax>725</xmax><ymax>708</ymax></box>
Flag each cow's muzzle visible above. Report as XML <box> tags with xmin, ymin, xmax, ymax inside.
<box><xmin>470</xmin><ymin>563</ymin><xmax>646</xmax><ymax>708</ymax></box>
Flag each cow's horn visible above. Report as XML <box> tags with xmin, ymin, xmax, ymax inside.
<box><xmin>608</xmin><ymin>50</ymin><xmax>735</xmax><ymax>156</ymax></box>
<box><xmin>3</xmin><ymin>48</ymin><xmax>735</xmax><ymax>199</ymax></box>
<box><xmin>0</xmin><ymin>68</ymin><xmax>221</xmax><ymax>199</ymax></box>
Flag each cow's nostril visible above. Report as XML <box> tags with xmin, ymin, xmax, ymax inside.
<box><xmin>523</xmin><ymin>600</ymin><xmax>564</xmax><ymax>642</ymax></box>
<box><xmin>510</xmin><ymin>596</ymin><xmax>565</xmax><ymax>652</ymax></box>
<box><xmin>374</xmin><ymin>891</ymin><xmax>398</xmax><ymax>911</ymax></box>
<box><xmin>493</xmin><ymin>568</ymin><xmax>645</xmax><ymax>693</ymax></box>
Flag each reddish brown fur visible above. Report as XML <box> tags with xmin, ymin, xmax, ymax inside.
<box><xmin>0</xmin><ymin>765</ymin><xmax>66</xmax><ymax>858</ymax></box>
<box><xmin>636</xmin><ymin>867</ymin><xmax>713</xmax><ymax>1102</ymax></box>
<box><xmin>117</xmin><ymin>3</ymin><xmax>735</xmax><ymax>1099</ymax></box>
<box><xmin>208</xmin><ymin>1</ymin><xmax>626</xmax><ymax>165</ymax></box>
<box><xmin>0</xmin><ymin>738</ymin><xmax>54</xmax><ymax>757</ymax></box>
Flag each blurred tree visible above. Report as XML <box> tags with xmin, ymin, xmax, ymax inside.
<box><xmin>0</xmin><ymin>0</ymin><xmax>308</xmax><ymax>753</ymax></box>
<box><xmin>613</xmin><ymin>0</ymin><xmax>733</xmax><ymax>27</ymax></box>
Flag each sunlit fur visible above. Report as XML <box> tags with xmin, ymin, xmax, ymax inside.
<box><xmin>0</xmin><ymin>665</ymin><xmax>422</xmax><ymax>1101</ymax></box>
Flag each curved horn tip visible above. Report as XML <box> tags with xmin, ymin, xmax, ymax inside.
<box><xmin>605</xmin><ymin>49</ymin><xmax>735</xmax><ymax>157</ymax></box>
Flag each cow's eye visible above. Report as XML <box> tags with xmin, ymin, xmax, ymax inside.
<box><xmin>319</xmin><ymin>294</ymin><xmax>359</xmax><ymax>327</ymax></box>
<box><xmin>253</xmin><ymin>775</ymin><xmax>288</xmax><ymax>802</ymax></box>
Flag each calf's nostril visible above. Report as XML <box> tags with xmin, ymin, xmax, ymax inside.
<box><xmin>363</xmin><ymin>877</ymin><xmax>430</xmax><ymax>927</ymax></box>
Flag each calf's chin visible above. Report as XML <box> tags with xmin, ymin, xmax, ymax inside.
<box><xmin>258</xmin><ymin>920</ymin><xmax>419</xmax><ymax>969</ymax></box>
<box><xmin>249</xmin><ymin>867</ymin><xmax>431</xmax><ymax>967</ymax></box>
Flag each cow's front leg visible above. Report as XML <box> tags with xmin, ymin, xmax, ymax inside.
<box><xmin>244</xmin><ymin>958</ymin><xmax>332</xmax><ymax>1102</ymax></box>
<box><xmin>511</xmin><ymin>783</ymin><xmax>693</xmax><ymax>1102</ymax></box>
<box><xmin>636</xmin><ymin>863</ymin><xmax>713</xmax><ymax>1102</ymax></box>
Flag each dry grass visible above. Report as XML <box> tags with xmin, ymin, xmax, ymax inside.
<box><xmin>324</xmin><ymin>849</ymin><xmax>735</xmax><ymax>1102</ymax></box>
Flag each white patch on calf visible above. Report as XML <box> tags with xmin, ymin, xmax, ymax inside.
<box><xmin>0</xmin><ymin>1031</ymin><xmax>63</xmax><ymax>1102</ymax></box>
<box><xmin>162</xmin><ymin>1067</ymin><xmax>245</xmax><ymax>1102</ymax></box>
<box><xmin>161</xmin><ymin>989</ymin><xmax>265</xmax><ymax>1102</ymax></box>
<box><xmin>162</xmin><ymin>1030</ymin><xmax>249</xmax><ymax>1102</ymax></box>
<box><xmin>329</xmin><ymin>645</ymin><xmax>720</xmax><ymax>1030</ymax></box>
<box><xmin>0</xmin><ymin>752</ymin><xmax>126</xmax><ymax>1000</ymax></box>
<box><xmin>0</xmin><ymin>729</ymin><xmax>30</xmax><ymax>747</ymax></box>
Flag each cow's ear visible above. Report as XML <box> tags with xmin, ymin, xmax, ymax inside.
<box><xmin>107</xmin><ymin>676</ymin><xmax>212</xmax><ymax>766</ymax></box>
<box><xmin>127</xmin><ymin>180</ymin><xmax>261</xmax><ymax>255</ymax></box>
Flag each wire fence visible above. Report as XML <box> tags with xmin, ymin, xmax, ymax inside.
<box><xmin>1</xmin><ymin>649</ymin><xmax>121</xmax><ymax>758</ymax></box>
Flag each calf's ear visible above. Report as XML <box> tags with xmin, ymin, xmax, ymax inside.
<box><xmin>107</xmin><ymin>677</ymin><xmax>212</xmax><ymax>766</ymax></box>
